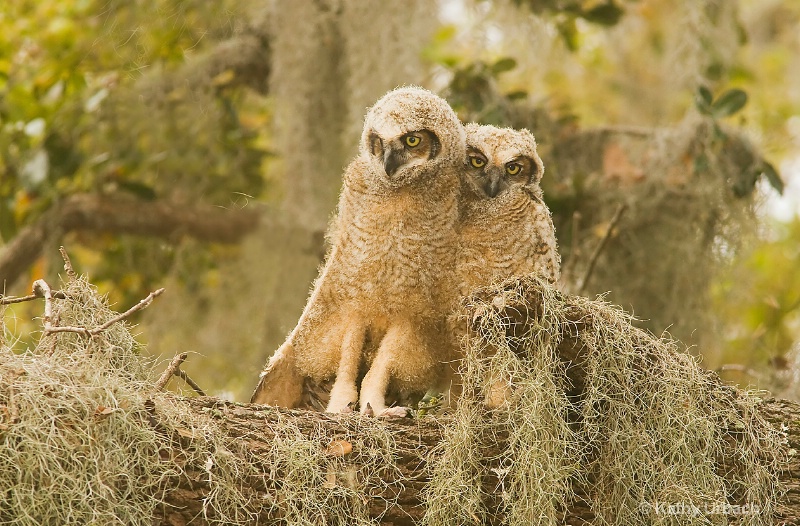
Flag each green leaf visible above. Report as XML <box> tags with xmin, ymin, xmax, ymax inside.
<box><xmin>506</xmin><ymin>90</ymin><xmax>528</xmax><ymax>101</ymax></box>
<box><xmin>761</xmin><ymin>161</ymin><xmax>784</xmax><ymax>195</ymax></box>
<box><xmin>491</xmin><ymin>57</ymin><xmax>517</xmax><ymax>75</ymax></box>
<box><xmin>582</xmin><ymin>3</ymin><xmax>625</xmax><ymax>26</ymax></box>
<box><xmin>711</xmin><ymin>88</ymin><xmax>748</xmax><ymax>118</ymax></box>
<box><xmin>556</xmin><ymin>18</ymin><xmax>579</xmax><ymax>52</ymax></box>
<box><xmin>432</xmin><ymin>25</ymin><xmax>457</xmax><ymax>45</ymax></box>
<box><xmin>694</xmin><ymin>86</ymin><xmax>713</xmax><ymax>115</ymax></box>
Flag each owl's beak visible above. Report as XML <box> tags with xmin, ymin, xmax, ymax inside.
<box><xmin>383</xmin><ymin>145</ymin><xmax>405</xmax><ymax>177</ymax></box>
<box><xmin>485</xmin><ymin>167</ymin><xmax>504</xmax><ymax>197</ymax></box>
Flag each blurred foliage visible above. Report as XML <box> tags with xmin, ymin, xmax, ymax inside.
<box><xmin>511</xmin><ymin>0</ymin><xmax>632</xmax><ymax>50</ymax></box>
<box><xmin>711</xmin><ymin>218</ymin><xmax>800</xmax><ymax>375</ymax></box>
<box><xmin>442</xmin><ymin>55</ymin><xmax>531</xmax><ymax>124</ymax></box>
<box><xmin>692</xmin><ymin>86</ymin><xmax>783</xmax><ymax>198</ymax></box>
<box><xmin>0</xmin><ymin>0</ymin><xmax>269</xmax><ymax>306</ymax></box>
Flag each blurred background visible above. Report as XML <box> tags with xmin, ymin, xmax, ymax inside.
<box><xmin>1</xmin><ymin>0</ymin><xmax>798</xmax><ymax>401</ymax></box>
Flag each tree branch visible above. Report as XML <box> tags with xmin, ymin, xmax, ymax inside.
<box><xmin>151</xmin><ymin>276</ymin><xmax>799</xmax><ymax>525</ymax></box>
<box><xmin>576</xmin><ymin>203</ymin><xmax>627</xmax><ymax>294</ymax></box>
<box><xmin>155</xmin><ymin>352</ymin><xmax>189</xmax><ymax>391</ymax></box>
<box><xmin>145</xmin><ymin>392</ymin><xmax>798</xmax><ymax>526</ymax></box>
<box><xmin>133</xmin><ymin>10</ymin><xmax>272</xmax><ymax>98</ymax></box>
<box><xmin>0</xmin><ymin>193</ymin><xmax>260</xmax><ymax>289</ymax></box>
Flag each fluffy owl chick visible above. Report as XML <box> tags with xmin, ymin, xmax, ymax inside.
<box><xmin>459</xmin><ymin>123</ymin><xmax>560</xmax><ymax>292</ymax></box>
<box><xmin>457</xmin><ymin>124</ymin><xmax>560</xmax><ymax>408</ymax></box>
<box><xmin>251</xmin><ymin>87</ymin><xmax>465</xmax><ymax>414</ymax></box>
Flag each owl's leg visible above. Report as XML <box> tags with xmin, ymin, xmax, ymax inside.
<box><xmin>359</xmin><ymin>319</ymin><xmax>438</xmax><ymax>415</ymax></box>
<box><xmin>250</xmin><ymin>341</ymin><xmax>304</xmax><ymax>407</ymax></box>
<box><xmin>326</xmin><ymin>319</ymin><xmax>367</xmax><ymax>413</ymax></box>
<box><xmin>358</xmin><ymin>348</ymin><xmax>392</xmax><ymax>415</ymax></box>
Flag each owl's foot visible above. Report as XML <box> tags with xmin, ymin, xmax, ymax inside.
<box><xmin>327</xmin><ymin>382</ymin><xmax>358</xmax><ymax>413</ymax></box>
<box><xmin>337</xmin><ymin>401</ymin><xmax>356</xmax><ymax>414</ymax></box>
<box><xmin>378</xmin><ymin>406</ymin><xmax>412</xmax><ymax>419</ymax></box>
<box><xmin>359</xmin><ymin>396</ymin><xmax>385</xmax><ymax>415</ymax></box>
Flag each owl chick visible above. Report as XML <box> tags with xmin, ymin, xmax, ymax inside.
<box><xmin>458</xmin><ymin>123</ymin><xmax>560</xmax><ymax>293</ymax></box>
<box><xmin>251</xmin><ymin>87</ymin><xmax>465</xmax><ymax>414</ymax></box>
<box><xmin>455</xmin><ymin>123</ymin><xmax>560</xmax><ymax>408</ymax></box>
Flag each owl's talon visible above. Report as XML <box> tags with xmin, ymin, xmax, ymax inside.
<box><xmin>339</xmin><ymin>402</ymin><xmax>356</xmax><ymax>414</ymax></box>
<box><xmin>378</xmin><ymin>406</ymin><xmax>412</xmax><ymax>419</ymax></box>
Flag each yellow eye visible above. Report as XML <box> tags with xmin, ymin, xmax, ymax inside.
<box><xmin>404</xmin><ymin>134</ymin><xmax>421</xmax><ymax>147</ymax></box>
<box><xmin>470</xmin><ymin>156</ymin><xmax>486</xmax><ymax>169</ymax></box>
<box><xmin>506</xmin><ymin>163</ymin><xmax>521</xmax><ymax>175</ymax></box>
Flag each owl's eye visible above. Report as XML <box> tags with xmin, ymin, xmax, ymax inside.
<box><xmin>506</xmin><ymin>163</ymin><xmax>522</xmax><ymax>175</ymax></box>
<box><xmin>404</xmin><ymin>134</ymin><xmax>421</xmax><ymax>147</ymax></box>
<box><xmin>469</xmin><ymin>156</ymin><xmax>486</xmax><ymax>169</ymax></box>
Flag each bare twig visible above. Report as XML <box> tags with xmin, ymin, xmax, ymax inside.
<box><xmin>577</xmin><ymin>204</ymin><xmax>627</xmax><ymax>295</ymax></box>
<box><xmin>176</xmin><ymin>369</ymin><xmax>207</xmax><ymax>396</ymax></box>
<box><xmin>155</xmin><ymin>352</ymin><xmax>189</xmax><ymax>391</ymax></box>
<box><xmin>44</xmin><ymin>287</ymin><xmax>165</xmax><ymax>336</ymax></box>
<box><xmin>1</xmin><ymin>293</ymin><xmax>40</xmax><ymax>305</ymax></box>
<box><xmin>560</xmin><ymin>210</ymin><xmax>582</xmax><ymax>287</ymax></box>
<box><xmin>86</xmin><ymin>288</ymin><xmax>165</xmax><ymax>334</ymax></box>
<box><xmin>59</xmin><ymin>246</ymin><xmax>76</xmax><ymax>280</ymax></box>
<box><xmin>32</xmin><ymin>280</ymin><xmax>56</xmax><ymax>334</ymax></box>
<box><xmin>1</xmin><ymin>289</ymin><xmax>66</xmax><ymax>305</ymax></box>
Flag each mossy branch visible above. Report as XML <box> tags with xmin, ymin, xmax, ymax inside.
<box><xmin>5</xmin><ymin>274</ymin><xmax>800</xmax><ymax>526</ymax></box>
<box><xmin>149</xmin><ymin>397</ymin><xmax>799</xmax><ymax>526</ymax></box>
<box><xmin>1</xmin><ymin>237</ymin><xmax>797</xmax><ymax>526</ymax></box>
<box><xmin>148</xmin><ymin>270</ymin><xmax>800</xmax><ymax>526</ymax></box>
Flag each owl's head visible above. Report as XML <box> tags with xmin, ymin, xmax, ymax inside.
<box><xmin>361</xmin><ymin>87</ymin><xmax>465</xmax><ymax>188</ymax></box>
<box><xmin>463</xmin><ymin>123</ymin><xmax>544</xmax><ymax>199</ymax></box>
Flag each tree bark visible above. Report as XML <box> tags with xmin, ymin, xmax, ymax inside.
<box><xmin>151</xmin><ymin>396</ymin><xmax>799</xmax><ymax>526</ymax></box>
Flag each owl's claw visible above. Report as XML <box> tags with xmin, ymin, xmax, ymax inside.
<box><xmin>378</xmin><ymin>406</ymin><xmax>412</xmax><ymax>419</ymax></box>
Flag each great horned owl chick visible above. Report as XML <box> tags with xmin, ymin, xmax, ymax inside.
<box><xmin>251</xmin><ymin>87</ymin><xmax>465</xmax><ymax>414</ymax></box>
<box><xmin>459</xmin><ymin>123</ymin><xmax>560</xmax><ymax>292</ymax></box>
<box><xmin>456</xmin><ymin>123</ymin><xmax>560</xmax><ymax>408</ymax></box>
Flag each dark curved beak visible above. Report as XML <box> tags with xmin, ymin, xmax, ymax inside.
<box><xmin>484</xmin><ymin>168</ymin><xmax>504</xmax><ymax>197</ymax></box>
<box><xmin>383</xmin><ymin>147</ymin><xmax>404</xmax><ymax>177</ymax></box>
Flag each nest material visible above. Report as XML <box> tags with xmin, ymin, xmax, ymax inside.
<box><xmin>424</xmin><ymin>274</ymin><xmax>785</xmax><ymax>526</ymax></box>
<box><xmin>0</xmin><ymin>276</ymin><xmax>398</xmax><ymax>525</ymax></box>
